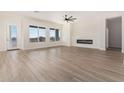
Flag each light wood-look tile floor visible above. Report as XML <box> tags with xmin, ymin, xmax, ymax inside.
<box><xmin>0</xmin><ymin>46</ymin><xmax>124</xmax><ymax>82</ymax></box>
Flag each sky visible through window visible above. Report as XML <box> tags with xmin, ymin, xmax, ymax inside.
<box><xmin>29</xmin><ymin>28</ymin><xmax>38</xmax><ymax>38</ymax></box>
<box><xmin>39</xmin><ymin>28</ymin><xmax>46</xmax><ymax>37</ymax></box>
<box><xmin>10</xmin><ymin>25</ymin><xmax>17</xmax><ymax>38</ymax></box>
<box><xmin>29</xmin><ymin>27</ymin><xmax>55</xmax><ymax>38</ymax></box>
<box><xmin>10</xmin><ymin>26</ymin><xmax>59</xmax><ymax>39</ymax></box>
<box><xmin>50</xmin><ymin>30</ymin><xmax>55</xmax><ymax>37</ymax></box>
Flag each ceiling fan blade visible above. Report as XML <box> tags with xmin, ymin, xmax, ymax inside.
<box><xmin>68</xmin><ymin>16</ymin><xmax>73</xmax><ymax>19</ymax></box>
<box><xmin>70</xmin><ymin>18</ymin><xmax>77</xmax><ymax>20</ymax></box>
<box><xmin>63</xmin><ymin>15</ymin><xmax>77</xmax><ymax>22</ymax></box>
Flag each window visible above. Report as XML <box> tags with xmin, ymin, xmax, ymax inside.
<box><xmin>56</xmin><ymin>29</ymin><xmax>60</xmax><ymax>41</ymax></box>
<box><xmin>50</xmin><ymin>28</ymin><xmax>56</xmax><ymax>42</ymax></box>
<box><xmin>29</xmin><ymin>26</ymin><xmax>60</xmax><ymax>43</ymax></box>
<box><xmin>50</xmin><ymin>28</ymin><xmax>60</xmax><ymax>42</ymax></box>
<box><xmin>9</xmin><ymin>25</ymin><xmax>17</xmax><ymax>47</ymax></box>
<box><xmin>39</xmin><ymin>27</ymin><xmax>46</xmax><ymax>42</ymax></box>
<box><xmin>29</xmin><ymin>26</ymin><xmax>38</xmax><ymax>42</ymax></box>
<box><xmin>29</xmin><ymin>25</ymin><xmax>46</xmax><ymax>42</ymax></box>
<box><xmin>10</xmin><ymin>25</ymin><xmax>17</xmax><ymax>41</ymax></box>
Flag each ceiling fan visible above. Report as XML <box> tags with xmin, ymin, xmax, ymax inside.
<box><xmin>64</xmin><ymin>15</ymin><xmax>77</xmax><ymax>22</ymax></box>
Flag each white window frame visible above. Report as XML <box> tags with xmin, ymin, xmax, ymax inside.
<box><xmin>49</xmin><ymin>28</ymin><xmax>60</xmax><ymax>42</ymax></box>
<box><xmin>28</xmin><ymin>25</ymin><xmax>46</xmax><ymax>43</ymax></box>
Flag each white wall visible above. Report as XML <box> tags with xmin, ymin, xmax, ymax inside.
<box><xmin>0</xmin><ymin>15</ymin><xmax>22</xmax><ymax>51</ymax></box>
<box><xmin>69</xmin><ymin>12</ymin><xmax>124</xmax><ymax>52</ymax></box>
<box><xmin>22</xmin><ymin>17</ymin><xmax>63</xmax><ymax>50</ymax></box>
<box><xmin>71</xmin><ymin>14</ymin><xmax>100</xmax><ymax>49</ymax></box>
<box><xmin>0</xmin><ymin>14</ymin><xmax>63</xmax><ymax>51</ymax></box>
<box><xmin>122</xmin><ymin>16</ymin><xmax>124</xmax><ymax>53</ymax></box>
<box><xmin>99</xmin><ymin>12</ymin><xmax>124</xmax><ymax>52</ymax></box>
<box><xmin>0</xmin><ymin>16</ymin><xmax>5</xmax><ymax>51</ymax></box>
<box><xmin>0</xmin><ymin>12</ymin><xmax>124</xmax><ymax>53</ymax></box>
<box><xmin>62</xmin><ymin>22</ymin><xmax>71</xmax><ymax>46</ymax></box>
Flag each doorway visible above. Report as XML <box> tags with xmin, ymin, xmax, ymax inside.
<box><xmin>106</xmin><ymin>16</ymin><xmax>122</xmax><ymax>51</ymax></box>
<box><xmin>7</xmin><ymin>24</ymin><xmax>18</xmax><ymax>50</ymax></box>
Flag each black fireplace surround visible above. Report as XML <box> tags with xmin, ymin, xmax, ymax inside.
<box><xmin>77</xmin><ymin>39</ymin><xmax>93</xmax><ymax>44</ymax></box>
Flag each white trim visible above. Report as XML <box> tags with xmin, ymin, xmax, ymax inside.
<box><xmin>6</xmin><ymin>24</ymin><xmax>19</xmax><ymax>50</ymax></box>
<box><xmin>104</xmin><ymin>16</ymin><xmax>123</xmax><ymax>53</ymax></box>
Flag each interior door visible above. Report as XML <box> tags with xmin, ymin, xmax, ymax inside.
<box><xmin>108</xmin><ymin>17</ymin><xmax>122</xmax><ymax>49</ymax></box>
<box><xmin>7</xmin><ymin>24</ymin><xmax>18</xmax><ymax>50</ymax></box>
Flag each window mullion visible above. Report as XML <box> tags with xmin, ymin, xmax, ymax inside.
<box><xmin>38</xmin><ymin>28</ymin><xmax>39</xmax><ymax>42</ymax></box>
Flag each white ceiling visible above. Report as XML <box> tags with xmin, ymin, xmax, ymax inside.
<box><xmin>18</xmin><ymin>11</ymin><xmax>67</xmax><ymax>23</ymax></box>
<box><xmin>0</xmin><ymin>11</ymin><xmax>124</xmax><ymax>24</ymax></box>
<box><xmin>0</xmin><ymin>11</ymin><xmax>69</xmax><ymax>23</ymax></box>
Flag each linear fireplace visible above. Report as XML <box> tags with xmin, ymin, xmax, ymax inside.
<box><xmin>77</xmin><ymin>39</ymin><xmax>93</xmax><ymax>44</ymax></box>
